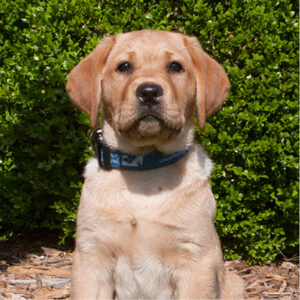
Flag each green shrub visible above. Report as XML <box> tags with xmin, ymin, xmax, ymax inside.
<box><xmin>1</xmin><ymin>0</ymin><xmax>298</xmax><ymax>263</ymax></box>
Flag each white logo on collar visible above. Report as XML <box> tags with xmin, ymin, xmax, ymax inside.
<box><xmin>121</xmin><ymin>155</ymin><xmax>144</xmax><ymax>167</ymax></box>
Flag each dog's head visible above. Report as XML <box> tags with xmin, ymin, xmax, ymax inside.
<box><xmin>67</xmin><ymin>30</ymin><xmax>230</xmax><ymax>153</ymax></box>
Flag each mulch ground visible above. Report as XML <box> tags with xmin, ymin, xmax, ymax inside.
<box><xmin>0</xmin><ymin>232</ymin><xmax>298</xmax><ymax>299</ymax></box>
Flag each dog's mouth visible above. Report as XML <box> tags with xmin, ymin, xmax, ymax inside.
<box><xmin>133</xmin><ymin>114</ymin><xmax>164</xmax><ymax>137</ymax></box>
<box><xmin>118</xmin><ymin>112</ymin><xmax>182</xmax><ymax>138</ymax></box>
<box><xmin>117</xmin><ymin>108</ymin><xmax>183</xmax><ymax>140</ymax></box>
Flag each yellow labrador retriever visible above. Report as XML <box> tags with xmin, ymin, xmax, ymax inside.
<box><xmin>67</xmin><ymin>30</ymin><xmax>244</xmax><ymax>299</ymax></box>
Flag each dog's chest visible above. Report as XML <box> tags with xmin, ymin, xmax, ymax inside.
<box><xmin>114</xmin><ymin>255</ymin><xmax>174</xmax><ymax>299</ymax></box>
<box><xmin>103</xmin><ymin>215</ymin><xmax>176</xmax><ymax>299</ymax></box>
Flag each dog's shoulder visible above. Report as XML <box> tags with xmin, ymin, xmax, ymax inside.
<box><xmin>187</xmin><ymin>144</ymin><xmax>213</xmax><ymax>181</ymax></box>
<box><xmin>84</xmin><ymin>157</ymin><xmax>101</xmax><ymax>179</ymax></box>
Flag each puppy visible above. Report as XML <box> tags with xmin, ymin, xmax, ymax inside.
<box><xmin>67</xmin><ymin>30</ymin><xmax>244</xmax><ymax>299</ymax></box>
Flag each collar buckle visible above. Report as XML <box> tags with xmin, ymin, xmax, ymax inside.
<box><xmin>90</xmin><ymin>129</ymin><xmax>112</xmax><ymax>170</ymax></box>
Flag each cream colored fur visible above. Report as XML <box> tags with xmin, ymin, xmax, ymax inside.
<box><xmin>67</xmin><ymin>30</ymin><xmax>244</xmax><ymax>299</ymax></box>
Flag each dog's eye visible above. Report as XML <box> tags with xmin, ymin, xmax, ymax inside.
<box><xmin>167</xmin><ymin>62</ymin><xmax>184</xmax><ymax>73</ymax></box>
<box><xmin>116</xmin><ymin>62</ymin><xmax>133</xmax><ymax>73</ymax></box>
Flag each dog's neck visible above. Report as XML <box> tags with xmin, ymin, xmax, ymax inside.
<box><xmin>91</xmin><ymin>121</ymin><xmax>194</xmax><ymax>170</ymax></box>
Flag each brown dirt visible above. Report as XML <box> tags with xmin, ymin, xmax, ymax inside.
<box><xmin>0</xmin><ymin>232</ymin><xmax>298</xmax><ymax>299</ymax></box>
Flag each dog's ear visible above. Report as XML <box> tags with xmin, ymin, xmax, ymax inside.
<box><xmin>184</xmin><ymin>37</ymin><xmax>230</xmax><ymax>131</ymax></box>
<box><xmin>66</xmin><ymin>36</ymin><xmax>116</xmax><ymax>129</ymax></box>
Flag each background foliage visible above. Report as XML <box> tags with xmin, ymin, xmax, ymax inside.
<box><xmin>0</xmin><ymin>0</ymin><xmax>298</xmax><ymax>263</ymax></box>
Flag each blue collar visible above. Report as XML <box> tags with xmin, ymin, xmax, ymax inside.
<box><xmin>90</xmin><ymin>129</ymin><xmax>188</xmax><ymax>171</ymax></box>
<box><xmin>97</xmin><ymin>147</ymin><xmax>188</xmax><ymax>170</ymax></box>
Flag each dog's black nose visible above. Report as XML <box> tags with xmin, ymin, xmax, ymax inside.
<box><xmin>136</xmin><ymin>83</ymin><xmax>163</xmax><ymax>106</ymax></box>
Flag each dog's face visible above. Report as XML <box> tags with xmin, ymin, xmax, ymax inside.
<box><xmin>102</xmin><ymin>31</ymin><xmax>195</xmax><ymax>144</ymax></box>
<box><xmin>100</xmin><ymin>31</ymin><xmax>199</xmax><ymax>150</ymax></box>
<box><xmin>67</xmin><ymin>30</ymin><xmax>230</xmax><ymax>153</ymax></box>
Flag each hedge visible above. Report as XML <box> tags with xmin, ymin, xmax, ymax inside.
<box><xmin>0</xmin><ymin>0</ymin><xmax>298</xmax><ymax>264</ymax></box>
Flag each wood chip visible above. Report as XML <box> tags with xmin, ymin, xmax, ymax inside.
<box><xmin>8</xmin><ymin>278</ymin><xmax>70</xmax><ymax>288</ymax></box>
<box><xmin>36</xmin><ymin>273</ymin><xmax>42</xmax><ymax>288</ymax></box>
<box><xmin>263</xmin><ymin>291</ymin><xmax>292</xmax><ymax>296</ymax></box>
<box><xmin>266</xmin><ymin>273</ymin><xmax>285</xmax><ymax>281</ymax></box>
<box><xmin>278</xmin><ymin>280</ymin><xmax>287</xmax><ymax>293</ymax></box>
<box><xmin>41</xmin><ymin>247</ymin><xmax>64</xmax><ymax>257</ymax></box>
<box><xmin>281</xmin><ymin>262</ymin><xmax>296</xmax><ymax>270</ymax></box>
<box><xmin>33</xmin><ymin>288</ymin><xmax>70</xmax><ymax>299</ymax></box>
<box><xmin>7</xmin><ymin>265</ymin><xmax>71</xmax><ymax>277</ymax></box>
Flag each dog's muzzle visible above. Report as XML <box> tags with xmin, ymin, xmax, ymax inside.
<box><xmin>135</xmin><ymin>83</ymin><xmax>164</xmax><ymax>131</ymax></box>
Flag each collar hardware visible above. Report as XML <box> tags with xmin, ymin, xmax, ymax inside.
<box><xmin>90</xmin><ymin>128</ymin><xmax>112</xmax><ymax>170</ymax></box>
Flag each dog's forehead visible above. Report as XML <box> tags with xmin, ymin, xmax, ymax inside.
<box><xmin>110</xmin><ymin>30</ymin><xmax>190</xmax><ymax>61</ymax></box>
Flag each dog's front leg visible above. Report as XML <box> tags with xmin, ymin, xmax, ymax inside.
<box><xmin>71</xmin><ymin>250</ymin><xmax>114</xmax><ymax>300</ymax></box>
<box><xmin>175</xmin><ymin>257</ymin><xmax>222</xmax><ymax>300</ymax></box>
